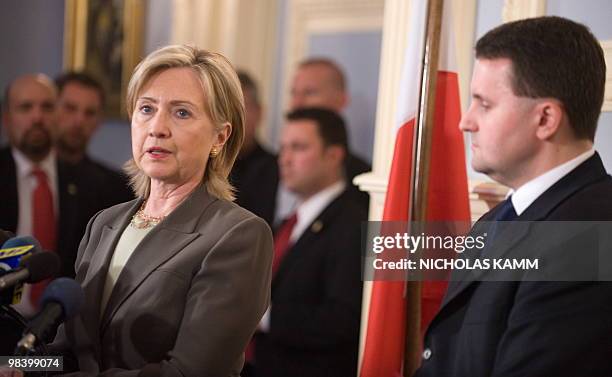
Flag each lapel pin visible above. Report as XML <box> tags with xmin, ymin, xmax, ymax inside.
<box><xmin>311</xmin><ymin>220</ymin><xmax>323</xmax><ymax>233</ymax></box>
<box><xmin>67</xmin><ymin>183</ymin><xmax>78</xmax><ymax>195</ymax></box>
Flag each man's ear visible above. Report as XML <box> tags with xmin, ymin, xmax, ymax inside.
<box><xmin>325</xmin><ymin>145</ymin><xmax>346</xmax><ymax>165</ymax></box>
<box><xmin>534</xmin><ymin>99</ymin><xmax>564</xmax><ymax>141</ymax></box>
<box><xmin>338</xmin><ymin>91</ymin><xmax>349</xmax><ymax>110</ymax></box>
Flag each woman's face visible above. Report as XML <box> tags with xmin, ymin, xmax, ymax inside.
<box><xmin>131</xmin><ymin>67</ymin><xmax>229</xmax><ymax>187</ymax></box>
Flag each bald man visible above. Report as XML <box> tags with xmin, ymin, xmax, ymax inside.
<box><xmin>0</xmin><ymin>74</ymin><xmax>115</xmax><ymax>314</ymax></box>
<box><xmin>290</xmin><ymin>59</ymin><xmax>370</xmax><ymax>186</ymax></box>
<box><xmin>290</xmin><ymin>59</ymin><xmax>348</xmax><ymax>112</ymax></box>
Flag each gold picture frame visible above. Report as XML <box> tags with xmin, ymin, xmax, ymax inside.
<box><xmin>63</xmin><ymin>0</ymin><xmax>145</xmax><ymax>119</ymax></box>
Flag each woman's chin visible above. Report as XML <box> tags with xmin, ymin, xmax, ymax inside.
<box><xmin>144</xmin><ymin>168</ymin><xmax>177</xmax><ymax>183</ymax></box>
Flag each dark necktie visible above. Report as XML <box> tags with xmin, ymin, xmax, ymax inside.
<box><xmin>495</xmin><ymin>196</ymin><xmax>518</xmax><ymax>222</ymax></box>
<box><xmin>483</xmin><ymin>196</ymin><xmax>517</xmax><ymax>254</ymax></box>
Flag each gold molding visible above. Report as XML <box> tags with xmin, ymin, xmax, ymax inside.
<box><xmin>63</xmin><ymin>0</ymin><xmax>88</xmax><ymax>70</ymax></box>
<box><xmin>283</xmin><ymin>0</ymin><xmax>385</xmax><ymax>112</ymax></box>
<box><xmin>62</xmin><ymin>0</ymin><xmax>145</xmax><ymax>119</ymax></box>
<box><xmin>122</xmin><ymin>0</ymin><xmax>145</xmax><ymax>114</ymax></box>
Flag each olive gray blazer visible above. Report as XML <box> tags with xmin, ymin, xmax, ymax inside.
<box><xmin>53</xmin><ymin>184</ymin><xmax>273</xmax><ymax>377</ymax></box>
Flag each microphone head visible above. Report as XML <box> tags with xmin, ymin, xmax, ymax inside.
<box><xmin>20</xmin><ymin>252</ymin><xmax>60</xmax><ymax>283</ymax></box>
<box><xmin>2</xmin><ymin>236</ymin><xmax>42</xmax><ymax>253</ymax></box>
<box><xmin>40</xmin><ymin>278</ymin><xmax>84</xmax><ymax>320</ymax></box>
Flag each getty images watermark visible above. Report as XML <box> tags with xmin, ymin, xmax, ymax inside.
<box><xmin>361</xmin><ymin>221</ymin><xmax>612</xmax><ymax>281</ymax></box>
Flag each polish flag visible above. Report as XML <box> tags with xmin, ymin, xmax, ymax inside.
<box><xmin>359</xmin><ymin>0</ymin><xmax>470</xmax><ymax>376</ymax></box>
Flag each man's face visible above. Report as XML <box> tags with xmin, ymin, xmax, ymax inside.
<box><xmin>279</xmin><ymin>120</ymin><xmax>339</xmax><ymax>199</ymax></box>
<box><xmin>460</xmin><ymin>58</ymin><xmax>541</xmax><ymax>188</ymax></box>
<box><xmin>289</xmin><ymin>65</ymin><xmax>346</xmax><ymax>112</ymax></box>
<box><xmin>3</xmin><ymin>76</ymin><xmax>56</xmax><ymax>161</ymax></box>
<box><xmin>56</xmin><ymin>82</ymin><xmax>103</xmax><ymax>155</ymax></box>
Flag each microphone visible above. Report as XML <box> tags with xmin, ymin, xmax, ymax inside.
<box><xmin>0</xmin><ymin>236</ymin><xmax>43</xmax><ymax>305</ymax></box>
<box><xmin>2</xmin><ymin>236</ymin><xmax>42</xmax><ymax>251</ymax></box>
<box><xmin>0</xmin><ymin>252</ymin><xmax>60</xmax><ymax>291</ymax></box>
<box><xmin>15</xmin><ymin>278</ymin><xmax>84</xmax><ymax>355</ymax></box>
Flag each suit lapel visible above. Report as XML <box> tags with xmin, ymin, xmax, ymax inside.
<box><xmin>78</xmin><ymin>198</ymin><xmax>141</xmax><ymax>358</ymax></box>
<box><xmin>99</xmin><ymin>185</ymin><xmax>215</xmax><ymax>334</ymax></box>
<box><xmin>441</xmin><ymin>218</ymin><xmax>531</xmax><ymax>308</ymax></box>
<box><xmin>57</xmin><ymin>160</ymin><xmax>78</xmax><ymax>231</ymax></box>
<box><xmin>272</xmin><ymin>191</ymin><xmax>345</xmax><ymax>291</ymax></box>
<box><xmin>56</xmin><ymin>160</ymin><xmax>81</xmax><ymax>258</ymax></box>
<box><xmin>439</xmin><ymin>154</ymin><xmax>609</xmax><ymax>311</ymax></box>
<box><xmin>0</xmin><ymin>148</ymin><xmax>19</xmax><ymax>232</ymax></box>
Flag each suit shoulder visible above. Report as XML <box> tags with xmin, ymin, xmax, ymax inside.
<box><xmin>337</xmin><ymin>190</ymin><xmax>369</xmax><ymax>217</ymax></box>
<box><xmin>81</xmin><ymin>157</ymin><xmax>127</xmax><ymax>180</ymax></box>
<box><xmin>205</xmin><ymin>198</ymin><xmax>271</xmax><ymax>230</ymax></box>
<box><xmin>317</xmin><ymin>191</ymin><xmax>368</xmax><ymax>235</ymax></box>
<box><xmin>93</xmin><ymin>198</ymin><xmax>140</xmax><ymax>223</ymax></box>
<box><xmin>549</xmin><ymin>176</ymin><xmax>612</xmax><ymax>220</ymax></box>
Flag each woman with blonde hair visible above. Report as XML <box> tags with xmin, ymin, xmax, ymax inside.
<box><xmin>51</xmin><ymin>45</ymin><xmax>273</xmax><ymax>376</ymax></box>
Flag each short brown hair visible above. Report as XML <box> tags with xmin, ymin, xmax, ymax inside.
<box><xmin>55</xmin><ymin>71</ymin><xmax>106</xmax><ymax>107</ymax></box>
<box><xmin>286</xmin><ymin>107</ymin><xmax>348</xmax><ymax>156</ymax></box>
<box><xmin>476</xmin><ymin>16</ymin><xmax>605</xmax><ymax>141</ymax></box>
<box><xmin>124</xmin><ymin>44</ymin><xmax>245</xmax><ymax>201</ymax></box>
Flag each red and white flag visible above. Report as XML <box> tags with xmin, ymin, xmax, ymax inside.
<box><xmin>359</xmin><ymin>1</ymin><xmax>470</xmax><ymax>376</ymax></box>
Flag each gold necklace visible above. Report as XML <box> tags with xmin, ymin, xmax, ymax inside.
<box><xmin>130</xmin><ymin>201</ymin><xmax>165</xmax><ymax>229</ymax></box>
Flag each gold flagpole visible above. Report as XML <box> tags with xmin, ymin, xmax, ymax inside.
<box><xmin>404</xmin><ymin>0</ymin><xmax>445</xmax><ymax>375</ymax></box>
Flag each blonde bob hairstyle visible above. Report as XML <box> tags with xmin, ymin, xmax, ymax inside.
<box><xmin>124</xmin><ymin>44</ymin><xmax>244</xmax><ymax>201</ymax></box>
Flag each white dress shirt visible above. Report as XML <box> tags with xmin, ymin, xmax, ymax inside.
<box><xmin>11</xmin><ymin>149</ymin><xmax>59</xmax><ymax>317</ymax></box>
<box><xmin>289</xmin><ymin>180</ymin><xmax>347</xmax><ymax>243</ymax></box>
<box><xmin>12</xmin><ymin>148</ymin><xmax>59</xmax><ymax>237</ymax></box>
<box><xmin>511</xmin><ymin>149</ymin><xmax>595</xmax><ymax>215</ymax></box>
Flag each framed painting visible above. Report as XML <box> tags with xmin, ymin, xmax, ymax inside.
<box><xmin>63</xmin><ymin>0</ymin><xmax>145</xmax><ymax>119</ymax></box>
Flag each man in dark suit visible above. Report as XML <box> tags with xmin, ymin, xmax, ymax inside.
<box><xmin>230</xmin><ymin>71</ymin><xmax>278</xmax><ymax>226</ymax></box>
<box><xmin>254</xmin><ymin>108</ymin><xmax>367</xmax><ymax>377</ymax></box>
<box><xmin>55</xmin><ymin>72</ymin><xmax>133</xmax><ymax>209</ymax></box>
<box><xmin>415</xmin><ymin>17</ymin><xmax>612</xmax><ymax>377</ymax></box>
<box><xmin>274</xmin><ymin>59</ymin><xmax>370</xmax><ymax>225</ymax></box>
<box><xmin>0</xmin><ymin>74</ymin><xmax>126</xmax><ymax>315</ymax></box>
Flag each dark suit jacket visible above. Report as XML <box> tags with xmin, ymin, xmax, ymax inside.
<box><xmin>345</xmin><ymin>152</ymin><xmax>371</xmax><ymax>210</ymax></box>
<box><xmin>0</xmin><ymin>147</ymin><xmax>125</xmax><ymax>278</ymax></box>
<box><xmin>231</xmin><ymin>143</ymin><xmax>278</xmax><ymax>226</ymax></box>
<box><xmin>75</xmin><ymin>156</ymin><xmax>134</xmax><ymax>211</ymax></box>
<box><xmin>255</xmin><ymin>189</ymin><xmax>367</xmax><ymax>377</ymax></box>
<box><xmin>53</xmin><ymin>185</ymin><xmax>273</xmax><ymax>376</ymax></box>
<box><xmin>415</xmin><ymin>153</ymin><xmax>612</xmax><ymax>377</ymax></box>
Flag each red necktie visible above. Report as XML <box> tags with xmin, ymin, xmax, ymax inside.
<box><xmin>245</xmin><ymin>213</ymin><xmax>298</xmax><ymax>365</ymax></box>
<box><xmin>272</xmin><ymin>213</ymin><xmax>298</xmax><ymax>276</ymax></box>
<box><xmin>30</xmin><ymin>168</ymin><xmax>57</xmax><ymax>306</ymax></box>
